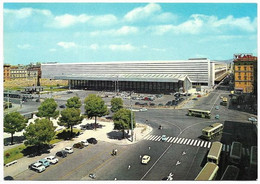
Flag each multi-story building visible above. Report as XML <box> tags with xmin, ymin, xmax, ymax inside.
<box><xmin>3</xmin><ymin>64</ymin><xmax>11</xmax><ymax>81</ymax></box>
<box><xmin>233</xmin><ymin>54</ymin><xmax>257</xmax><ymax>93</ymax></box>
<box><xmin>10</xmin><ymin>66</ymin><xmax>27</xmax><ymax>80</ymax></box>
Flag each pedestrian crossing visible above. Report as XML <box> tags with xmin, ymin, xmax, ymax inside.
<box><xmin>143</xmin><ymin>134</ymin><xmax>212</xmax><ymax>148</ymax></box>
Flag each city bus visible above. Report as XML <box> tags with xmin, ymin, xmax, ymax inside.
<box><xmin>202</xmin><ymin>123</ymin><xmax>223</xmax><ymax>140</ymax></box>
<box><xmin>222</xmin><ymin>97</ymin><xmax>228</xmax><ymax>106</ymax></box>
<box><xmin>207</xmin><ymin>141</ymin><xmax>223</xmax><ymax>165</ymax></box>
<box><xmin>195</xmin><ymin>162</ymin><xmax>219</xmax><ymax>181</ymax></box>
<box><xmin>220</xmin><ymin>165</ymin><xmax>240</xmax><ymax>180</ymax></box>
<box><xmin>229</xmin><ymin>142</ymin><xmax>242</xmax><ymax>165</ymax></box>
<box><xmin>187</xmin><ymin>109</ymin><xmax>211</xmax><ymax>119</ymax></box>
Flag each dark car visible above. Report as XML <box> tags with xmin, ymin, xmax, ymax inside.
<box><xmin>59</xmin><ymin>104</ymin><xmax>66</xmax><ymax>108</ymax></box>
<box><xmin>73</xmin><ymin>142</ymin><xmax>84</xmax><ymax>149</ymax></box>
<box><xmin>56</xmin><ymin>150</ymin><xmax>67</xmax><ymax>158</ymax></box>
<box><xmin>158</xmin><ymin>103</ymin><xmax>164</xmax><ymax>106</ymax></box>
<box><xmin>165</xmin><ymin>101</ymin><xmax>172</xmax><ymax>106</ymax></box>
<box><xmin>135</xmin><ymin>102</ymin><xmax>140</xmax><ymax>105</ymax></box>
<box><xmin>87</xmin><ymin>138</ymin><xmax>98</xmax><ymax>144</ymax></box>
<box><xmin>150</xmin><ymin>103</ymin><xmax>155</xmax><ymax>106</ymax></box>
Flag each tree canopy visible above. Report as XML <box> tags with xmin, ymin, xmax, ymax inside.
<box><xmin>23</xmin><ymin>118</ymin><xmax>56</xmax><ymax>147</ymax></box>
<box><xmin>66</xmin><ymin>96</ymin><xmax>82</xmax><ymax>109</ymax></box>
<box><xmin>36</xmin><ymin>98</ymin><xmax>59</xmax><ymax>119</ymax></box>
<box><xmin>4</xmin><ymin>112</ymin><xmax>28</xmax><ymax>144</ymax></box>
<box><xmin>112</xmin><ymin>108</ymin><xmax>136</xmax><ymax>138</ymax></box>
<box><xmin>111</xmin><ymin>98</ymin><xmax>123</xmax><ymax>113</ymax></box>
<box><xmin>58</xmin><ymin>108</ymin><xmax>83</xmax><ymax>138</ymax></box>
<box><xmin>84</xmin><ymin>94</ymin><xmax>108</xmax><ymax>128</ymax></box>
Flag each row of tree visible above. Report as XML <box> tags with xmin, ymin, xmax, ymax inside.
<box><xmin>4</xmin><ymin>94</ymin><xmax>135</xmax><ymax>147</ymax></box>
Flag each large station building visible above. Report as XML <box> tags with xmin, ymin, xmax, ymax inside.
<box><xmin>41</xmin><ymin>58</ymin><xmax>228</xmax><ymax>93</ymax></box>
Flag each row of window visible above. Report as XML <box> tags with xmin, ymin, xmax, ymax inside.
<box><xmin>236</xmin><ymin>66</ymin><xmax>253</xmax><ymax>71</ymax></box>
<box><xmin>237</xmin><ymin>76</ymin><xmax>254</xmax><ymax>81</ymax></box>
<box><xmin>236</xmin><ymin>81</ymin><xmax>253</xmax><ymax>85</ymax></box>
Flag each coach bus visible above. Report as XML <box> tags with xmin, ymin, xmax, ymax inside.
<box><xmin>222</xmin><ymin>97</ymin><xmax>228</xmax><ymax>106</ymax></box>
<box><xmin>207</xmin><ymin>141</ymin><xmax>223</xmax><ymax>165</ymax></box>
<box><xmin>229</xmin><ymin>142</ymin><xmax>242</xmax><ymax>165</ymax></box>
<box><xmin>187</xmin><ymin>109</ymin><xmax>211</xmax><ymax>119</ymax></box>
<box><xmin>195</xmin><ymin>162</ymin><xmax>219</xmax><ymax>181</ymax></box>
<box><xmin>220</xmin><ymin>165</ymin><xmax>240</xmax><ymax>180</ymax></box>
<box><xmin>202</xmin><ymin>123</ymin><xmax>223</xmax><ymax>140</ymax></box>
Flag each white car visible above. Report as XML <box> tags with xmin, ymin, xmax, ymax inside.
<box><xmin>139</xmin><ymin>108</ymin><xmax>147</xmax><ymax>112</ymax></box>
<box><xmin>81</xmin><ymin>140</ymin><xmax>89</xmax><ymax>146</ymax></box>
<box><xmin>45</xmin><ymin>156</ymin><xmax>59</xmax><ymax>164</ymax></box>
<box><xmin>141</xmin><ymin>155</ymin><xmax>151</xmax><ymax>164</ymax></box>
<box><xmin>248</xmin><ymin>117</ymin><xmax>257</xmax><ymax>122</ymax></box>
<box><xmin>161</xmin><ymin>135</ymin><xmax>167</xmax><ymax>142</ymax></box>
<box><xmin>64</xmin><ymin>147</ymin><xmax>74</xmax><ymax>154</ymax></box>
<box><xmin>28</xmin><ymin>162</ymin><xmax>46</xmax><ymax>173</ymax></box>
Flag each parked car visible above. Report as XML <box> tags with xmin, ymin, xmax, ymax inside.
<box><xmin>215</xmin><ymin>114</ymin><xmax>220</xmax><ymax>119</ymax></box>
<box><xmin>165</xmin><ymin>101</ymin><xmax>172</xmax><ymax>106</ymax></box>
<box><xmin>56</xmin><ymin>150</ymin><xmax>67</xmax><ymax>158</ymax></box>
<box><xmin>87</xmin><ymin>138</ymin><xmax>98</xmax><ymax>144</ymax></box>
<box><xmin>158</xmin><ymin>103</ymin><xmax>164</xmax><ymax>106</ymax></box>
<box><xmin>150</xmin><ymin>103</ymin><xmax>155</xmax><ymax>106</ymax></box>
<box><xmin>45</xmin><ymin>156</ymin><xmax>58</xmax><ymax>164</ymax></box>
<box><xmin>73</xmin><ymin>142</ymin><xmax>84</xmax><ymax>149</ymax></box>
<box><xmin>215</xmin><ymin>106</ymin><xmax>219</xmax><ymax>110</ymax></box>
<box><xmin>81</xmin><ymin>140</ymin><xmax>89</xmax><ymax>146</ymax></box>
<box><xmin>135</xmin><ymin>102</ymin><xmax>140</xmax><ymax>105</ymax></box>
<box><xmin>59</xmin><ymin>104</ymin><xmax>66</xmax><ymax>108</ymax></box>
<box><xmin>192</xmin><ymin>98</ymin><xmax>198</xmax><ymax>100</ymax></box>
<box><xmin>248</xmin><ymin>117</ymin><xmax>257</xmax><ymax>122</ymax></box>
<box><xmin>28</xmin><ymin>162</ymin><xmax>46</xmax><ymax>173</ymax></box>
<box><xmin>141</xmin><ymin>155</ymin><xmax>151</xmax><ymax>164</ymax></box>
<box><xmin>38</xmin><ymin>159</ymin><xmax>50</xmax><ymax>168</ymax></box>
<box><xmin>139</xmin><ymin>108</ymin><xmax>147</xmax><ymax>112</ymax></box>
<box><xmin>161</xmin><ymin>135</ymin><xmax>167</xmax><ymax>142</ymax></box>
<box><xmin>64</xmin><ymin>147</ymin><xmax>74</xmax><ymax>154</ymax></box>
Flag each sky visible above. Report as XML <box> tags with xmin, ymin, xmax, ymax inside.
<box><xmin>2</xmin><ymin>2</ymin><xmax>258</xmax><ymax>65</ymax></box>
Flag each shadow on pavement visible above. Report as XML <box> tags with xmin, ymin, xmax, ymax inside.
<box><xmin>107</xmin><ymin>130</ymin><xmax>130</xmax><ymax>140</ymax></box>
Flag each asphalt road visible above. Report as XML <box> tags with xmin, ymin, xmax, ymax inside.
<box><xmin>6</xmin><ymin>85</ymin><xmax>257</xmax><ymax>180</ymax></box>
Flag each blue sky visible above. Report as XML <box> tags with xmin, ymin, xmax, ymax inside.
<box><xmin>3</xmin><ymin>3</ymin><xmax>258</xmax><ymax>65</ymax></box>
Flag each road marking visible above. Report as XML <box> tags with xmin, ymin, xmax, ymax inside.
<box><xmin>208</xmin><ymin>142</ymin><xmax>211</xmax><ymax>148</ymax></box>
<box><xmin>196</xmin><ymin>140</ymin><xmax>201</xmax><ymax>147</ymax></box>
<box><xmin>200</xmin><ymin>141</ymin><xmax>204</xmax><ymax>147</ymax></box>
<box><xmin>180</xmin><ymin>138</ymin><xmax>185</xmax><ymax>144</ymax></box>
<box><xmin>186</xmin><ymin>139</ymin><xmax>191</xmax><ymax>145</ymax></box>
<box><xmin>145</xmin><ymin>135</ymin><xmax>153</xmax><ymax>140</ymax></box>
<box><xmin>147</xmin><ymin>135</ymin><xmax>155</xmax><ymax>140</ymax></box>
<box><xmin>151</xmin><ymin>135</ymin><xmax>158</xmax><ymax>141</ymax></box>
<box><xmin>170</xmin><ymin>137</ymin><xmax>176</xmax><ymax>143</ymax></box>
<box><xmin>222</xmin><ymin>144</ymin><xmax>225</xmax><ymax>151</ymax></box>
<box><xmin>141</xmin><ymin>144</ymin><xmax>172</xmax><ymax>180</ymax></box>
<box><xmin>227</xmin><ymin>145</ymin><xmax>230</xmax><ymax>152</ymax></box>
<box><xmin>167</xmin><ymin>137</ymin><xmax>173</xmax><ymax>142</ymax></box>
<box><xmin>143</xmin><ymin>134</ymin><xmax>151</xmax><ymax>140</ymax></box>
<box><xmin>193</xmin><ymin>140</ymin><xmax>198</xmax><ymax>146</ymax></box>
<box><xmin>155</xmin><ymin>136</ymin><xmax>162</xmax><ymax>141</ymax></box>
<box><xmin>165</xmin><ymin>137</ymin><xmax>170</xmax><ymax>142</ymax></box>
<box><xmin>174</xmin><ymin>138</ymin><xmax>179</xmax><ymax>143</ymax></box>
<box><xmin>183</xmin><ymin>138</ymin><xmax>188</xmax><ymax>145</ymax></box>
<box><xmin>177</xmin><ymin>138</ymin><xmax>182</xmax><ymax>144</ymax></box>
<box><xmin>204</xmin><ymin>142</ymin><xmax>208</xmax><ymax>148</ymax></box>
<box><xmin>189</xmin><ymin>139</ymin><xmax>194</xmax><ymax>145</ymax></box>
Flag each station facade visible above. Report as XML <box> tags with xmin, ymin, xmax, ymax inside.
<box><xmin>41</xmin><ymin>59</ymin><xmax>227</xmax><ymax>93</ymax></box>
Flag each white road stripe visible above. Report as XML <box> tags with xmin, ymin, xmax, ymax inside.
<box><xmin>155</xmin><ymin>136</ymin><xmax>162</xmax><ymax>141</ymax></box>
<box><xmin>183</xmin><ymin>138</ymin><xmax>188</xmax><ymax>145</ymax></box>
<box><xmin>227</xmin><ymin>145</ymin><xmax>230</xmax><ymax>152</ymax></box>
<box><xmin>171</xmin><ymin>137</ymin><xmax>176</xmax><ymax>143</ymax></box>
<box><xmin>193</xmin><ymin>140</ymin><xmax>198</xmax><ymax>146</ymax></box>
<box><xmin>165</xmin><ymin>137</ymin><xmax>170</xmax><ymax>142</ymax></box>
<box><xmin>167</xmin><ymin>137</ymin><xmax>173</xmax><ymax>142</ymax></box>
<box><xmin>177</xmin><ymin>138</ymin><xmax>182</xmax><ymax>144</ymax></box>
<box><xmin>146</xmin><ymin>135</ymin><xmax>153</xmax><ymax>140</ymax></box>
<box><xmin>151</xmin><ymin>135</ymin><xmax>158</xmax><ymax>141</ymax></box>
<box><xmin>190</xmin><ymin>139</ymin><xmax>194</xmax><ymax>145</ymax></box>
<box><xmin>180</xmin><ymin>138</ymin><xmax>185</xmax><ymax>144</ymax></box>
<box><xmin>174</xmin><ymin>138</ymin><xmax>179</xmax><ymax>143</ymax></box>
<box><xmin>208</xmin><ymin>142</ymin><xmax>211</xmax><ymax>148</ymax></box>
<box><xmin>200</xmin><ymin>141</ymin><xmax>204</xmax><ymax>147</ymax></box>
<box><xmin>196</xmin><ymin>140</ymin><xmax>201</xmax><ymax>147</ymax></box>
<box><xmin>222</xmin><ymin>144</ymin><xmax>226</xmax><ymax>151</ymax></box>
<box><xmin>186</xmin><ymin>139</ymin><xmax>191</xmax><ymax>145</ymax></box>
<box><xmin>204</xmin><ymin>142</ymin><xmax>208</xmax><ymax>148</ymax></box>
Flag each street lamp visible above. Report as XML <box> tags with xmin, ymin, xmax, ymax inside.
<box><xmin>130</xmin><ymin>91</ymin><xmax>134</xmax><ymax>142</ymax></box>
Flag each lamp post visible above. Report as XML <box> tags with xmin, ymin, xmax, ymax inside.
<box><xmin>130</xmin><ymin>91</ymin><xmax>134</xmax><ymax>142</ymax></box>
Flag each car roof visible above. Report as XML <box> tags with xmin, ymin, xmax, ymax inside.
<box><xmin>65</xmin><ymin>147</ymin><xmax>72</xmax><ymax>149</ymax></box>
<box><xmin>33</xmin><ymin>162</ymin><xmax>42</xmax><ymax>166</ymax></box>
<box><xmin>46</xmin><ymin>156</ymin><xmax>55</xmax><ymax>159</ymax></box>
<box><xmin>143</xmin><ymin>155</ymin><xmax>150</xmax><ymax>158</ymax></box>
<box><xmin>39</xmin><ymin>159</ymin><xmax>47</xmax><ymax>162</ymax></box>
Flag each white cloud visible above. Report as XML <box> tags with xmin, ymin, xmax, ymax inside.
<box><xmin>90</xmin><ymin>26</ymin><xmax>139</xmax><ymax>36</ymax></box>
<box><xmin>124</xmin><ymin>3</ymin><xmax>161</xmax><ymax>22</ymax></box>
<box><xmin>4</xmin><ymin>8</ymin><xmax>51</xmax><ymax>19</ymax></box>
<box><xmin>92</xmin><ymin>14</ymin><xmax>118</xmax><ymax>26</ymax></box>
<box><xmin>17</xmin><ymin>44</ymin><xmax>31</xmax><ymax>50</ymax></box>
<box><xmin>90</xmin><ymin>44</ymin><xmax>99</xmax><ymax>50</ymax></box>
<box><xmin>57</xmin><ymin>42</ymin><xmax>77</xmax><ymax>49</ymax></box>
<box><xmin>108</xmin><ymin>44</ymin><xmax>136</xmax><ymax>51</ymax></box>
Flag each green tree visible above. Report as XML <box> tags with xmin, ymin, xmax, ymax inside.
<box><xmin>111</xmin><ymin>98</ymin><xmax>123</xmax><ymax>113</ymax></box>
<box><xmin>84</xmin><ymin>94</ymin><xmax>108</xmax><ymax>129</ymax></box>
<box><xmin>4</xmin><ymin>112</ymin><xmax>28</xmax><ymax>145</ymax></box>
<box><xmin>66</xmin><ymin>96</ymin><xmax>82</xmax><ymax>109</ymax></box>
<box><xmin>23</xmin><ymin>118</ymin><xmax>56</xmax><ymax>147</ymax></box>
<box><xmin>36</xmin><ymin>98</ymin><xmax>59</xmax><ymax>119</ymax></box>
<box><xmin>58</xmin><ymin>108</ymin><xmax>83</xmax><ymax>138</ymax></box>
<box><xmin>112</xmin><ymin>108</ymin><xmax>136</xmax><ymax>138</ymax></box>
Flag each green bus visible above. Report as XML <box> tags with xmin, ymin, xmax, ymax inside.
<box><xmin>207</xmin><ymin>141</ymin><xmax>223</xmax><ymax>165</ymax></box>
<box><xmin>202</xmin><ymin>123</ymin><xmax>223</xmax><ymax>140</ymax></box>
<box><xmin>195</xmin><ymin>162</ymin><xmax>219</xmax><ymax>181</ymax></box>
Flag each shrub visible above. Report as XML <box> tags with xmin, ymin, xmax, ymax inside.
<box><xmin>5</xmin><ymin>153</ymin><xmax>10</xmax><ymax>157</ymax></box>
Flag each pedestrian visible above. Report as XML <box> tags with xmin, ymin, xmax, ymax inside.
<box><xmin>128</xmin><ymin>165</ymin><xmax>131</xmax><ymax>169</ymax></box>
<box><xmin>148</xmin><ymin>146</ymin><xmax>151</xmax><ymax>150</ymax></box>
<box><xmin>114</xmin><ymin>178</ymin><xmax>117</xmax><ymax>180</ymax></box>
<box><xmin>140</xmin><ymin>155</ymin><xmax>142</xmax><ymax>158</ymax></box>
<box><xmin>114</xmin><ymin>149</ymin><xmax>118</xmax><ymax>156</ymax></box>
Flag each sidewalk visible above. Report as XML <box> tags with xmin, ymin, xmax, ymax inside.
<box><xmin>4</xmin><ymin>118</ymin><xmax>153</xmax><ymax>178</ymax></box>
